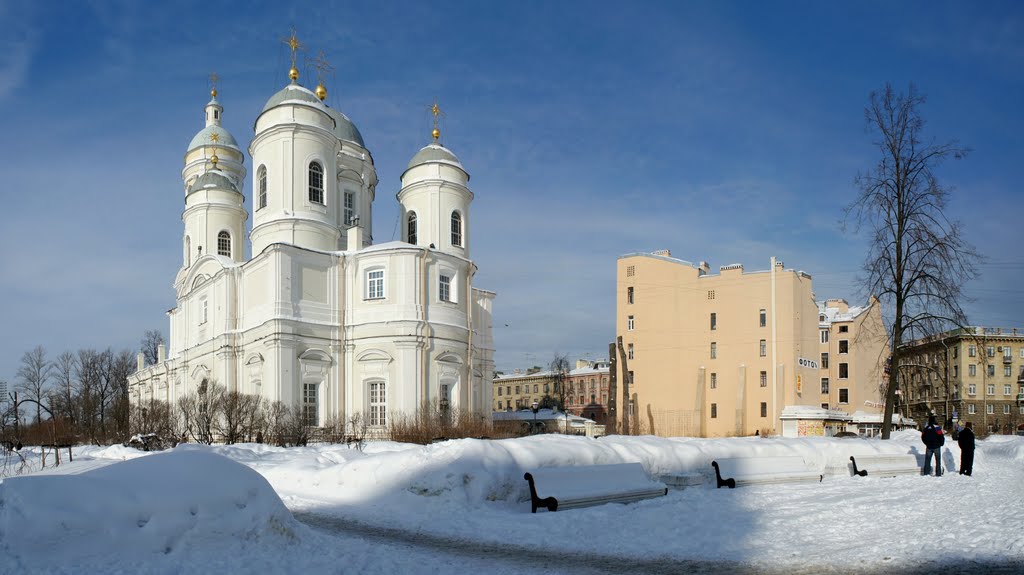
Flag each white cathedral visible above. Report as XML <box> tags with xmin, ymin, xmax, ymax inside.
<box><xmin>128</xmin><ymin>52</ymin><xmax>496</xmax><ymax>430</ymax></box>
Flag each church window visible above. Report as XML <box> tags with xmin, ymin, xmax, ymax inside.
<box><xmin>369</xmin><ymin>381</ymin><xmax>387</xmax><ymax>426</ymax></box>
<box><xmin>257</xmin><ymin>166</ymin><xmax>267</xmax><ymax>209</ymax></box>
<box><xmin>302</xmin><ymin>383</ymin><xmax>318</xmax><ymax>427</ymax></box>
<box><xmin>217</xmin><ymin>231</ymin><xmax>231</xmax><ymax>257</ymax></box>
<box><xmin>309</xmin><ymin>162</ymin><xmax>324</xmax><ymax>204</ymax></box>
<box><xmin>185</xmin><ymin>236</ymin><xmax>191</xmax><ymax>266</ymax></box>
<box><xmin>366</xmin><ymin>269</ymin><xmax>385</xmax><ymax>300</ymax></box>
<box><xmin>407</xmin><ymin>212</ymin><xmax>417</xmax><ymax>244</ymax></box>
<box><xmin>344</xmin><ymin>191</ymin><xmax>355</xmax><ymax>225</ymax></box>
<box><xmin>450</xmin><ymin>211</ymin><xmax>462</xmax><ymax>247</ymax></box>
<box><xmin>439</xmin><ymin>274</ymin><xmax>451</xmax><ymax>302</ymax></box>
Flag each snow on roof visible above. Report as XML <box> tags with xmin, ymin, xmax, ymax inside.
<box><xmin>817</xmin><ymin>300</ymin><xmax>869</xmax><ymax>324</ymax></box>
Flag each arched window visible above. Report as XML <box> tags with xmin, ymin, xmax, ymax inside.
<box><xmin>184</xmin><ymin>235</ymin><xmax>191</xmax><ymax>266</ymax></box>
<box><xmin>309</xmin><ymin>161</ymin><xmax>324</xmax><ymax>204</ymax></box>
<box><xmin>257</xmin><ymin>165</ymin><xmax>267</xmax><ymax>210</ymax></box>
<box><xmin>407</xmin><ymin>211</ymin><xmax>418</xmax><ymax>245</ymax></box>
<box><xmin>450</xmin><ymin>211</ymin><xmax>462</xmax><ymax>247</ymax></box>
<box><xmin>217</xmin><ymin>231</ymin><xmax>231</xmax><ymax>256</ymax></box>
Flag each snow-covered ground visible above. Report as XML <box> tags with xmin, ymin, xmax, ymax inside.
<box><xmin>1</xmin><ymin>431</ymin><xmax>1022</xmax><ymax>574</ymax></box>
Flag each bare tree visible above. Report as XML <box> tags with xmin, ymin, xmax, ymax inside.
<box><xmin>217</xmin><ymin>391</ymin><xmax>263</xmax><ymax>444</ymax></box>
<box><xmin>844</xmin><ymin>83</ymin><xmax>979</xmax><ymax>439</ymax></box>
<box><xmin>140</xmin><ymin>330</ymin><xmax>164</xmax><ymax>367</ymax></box>
<box><xmin>549</xmin><ymin>353</ymin><xmax>570</xmax><ymax>413</ymax></box>
<box><xmin>16</xmin><ymin>346</ymin><xmax>53</xmax><ymax>425</ymax></box>
<box><xmin>75</xmin><ymin>349</ymin><xmax>104</xmax><ymax>444</ymax></box>
<box><xmin>51</xmin><ymin>351</ymin><xmax>78</xmax><ymax>427</ymax></box>
<box><xmin>178</xmin><ymin>380</ymin><xmax>224</xmax><ymax>444</ymax></box>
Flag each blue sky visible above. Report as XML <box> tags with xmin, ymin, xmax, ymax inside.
<box><xmin>1</xmin><ymin>0</ymin><xmax>1022</xmax><ymax>381</ymax></box>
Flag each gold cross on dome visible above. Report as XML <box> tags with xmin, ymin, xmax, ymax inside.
<box><xmin>283</xmin><ymin>28</ymin><xmax>302</xmax><ymax>66</ymax></box>
<box><xmin>312</xmin><ymin>50</ymin><xmax>334</xmax><ymax>81</ymax></box>
<box><xmin>429</xmin><ymin>100</ymin><xmax>445</xmax><ymax>140</ymax></box>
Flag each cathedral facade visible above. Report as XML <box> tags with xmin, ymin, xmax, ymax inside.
<box><xmin>128</xmin><ymin>61</ymin><xmax>496</xmax><ymax>429</ymax></box>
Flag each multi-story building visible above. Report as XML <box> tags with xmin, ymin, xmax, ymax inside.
<box><xmin>565</xmin><ymin>359</ymin><xmax>611</xmax><ymax>424</ymax></box>
<box><xmin>899</xmin><ymin>327</ymin><xmax>1024</xmax><ymax>436</ymax></box>
<box><xmin>818</xmin><ymin>298</ymin><xmax>888</xmax><ymax>417</ymax></box>
<box><xmin>493</xmin><ymin>369</ymin><xmax>556</xmax><ymax>412</ymax></box>
<box><xmin>616</xmin><ymin>251</ymin><xmax>887</xmax><ymax>437</ymax></box>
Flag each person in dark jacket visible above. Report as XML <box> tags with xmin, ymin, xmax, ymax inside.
<box><xmin>957</xmin><ymin>421</ymin><xmax>975</xmax><ymax>476</ymax></box>
<box><xmin>921</xmin><ymin>415</ymin><xmax>945</xmax><ymax>476</ymax></box>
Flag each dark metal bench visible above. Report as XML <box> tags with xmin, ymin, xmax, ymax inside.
<box><xmin>524</xmin><ymin>462</ymin><xmax>667</xmax><ymax>512</ymax></box>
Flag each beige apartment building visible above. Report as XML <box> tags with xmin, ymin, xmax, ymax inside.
<box><xmin>493</xmin><ymin>369</ymin><xmax>555</xmax><ymax>412</ymax></box>
<box><xmin>616</xmin><ymin>251</ymin><xmax>886</xmax><ymax>437</ymax></box>
<box><xmin>899</xmin><ymin>327</ymin><xmax>1024</xmax><ymax>436</ymax></box>
<box><xmin>818</xmin><ymin>298</ymin><xmax>888</xmax><ymax>422</ymax></box>
<box><xmin>493</xmin><ymin>359</ymin><xmax>611</xmax><ymax>423</ymax></box>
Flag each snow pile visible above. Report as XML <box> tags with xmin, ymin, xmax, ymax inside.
<box><xmin>0</xmin><ymin>447</ymin><xmax>303</xmax><ymax>572</ymax></box>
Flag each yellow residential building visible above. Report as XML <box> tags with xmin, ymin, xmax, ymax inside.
<box><xmin>616</xmin><ymin>251</ymin><xmax>886</xmax><ymax>437</ymax></box>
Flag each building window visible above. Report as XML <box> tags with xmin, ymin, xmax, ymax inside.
<box><xmin>986</xmin><ymin>404</ymin><xmax>994</xmax><ymax>415</ymax></box>
<box><xmin>366</xmin><ymin>269</ymin><xmax>385</xmax><ymax>300</ymax></box>
<box><xmin>759</xmin><ymin>339</ymin><xmax>766</xmax><ymax>357</ymax></box>
<box><xmin>308</xmin><ymin>161</ymin><xmax>324</xmax><ymax>204</ymax></box>
<box><xmin>821</xmin><ymin>353</ymin><xmax>829</xmax><ymax>369</ymax></box>
<box><xmin>987</xmin><ymin>346</ymin><xmax>995</xmax><ymax>358</ymax></box>
<box><xmin>407</xmin><ymin>212</ymin><xmax>418</xmax><ymax>244</ymax></box>
<box><xmin>821</xmin><ymin>403</ymin><xmax>829</xmax><ymax>410</ymax></box>
<box><xmin>1004</xmin><ymin>346</ymin><xmax>1013</xmax><ymax>359</ymax></box>
<box><xmin>544</xmin><ymin>383</ymin><xmax>549</xmax><ymax>393</ymax></box>
<box><xmin>217</xmin><ymin>231</ymin><xmax>231</xmax><ymax>257</ymax></box>
<box><xmin>1005</xmin><ymin>366</ymin><xmax>1012</xmax><ymax>378</ymax></box>
<box><xmin>987</xmin><ymin>365</ymin><xmax>995</xmax><ymax>377</ymax></box>
<box><xmin>968</xmin><ymin>384</ymin><xmax>976</xmax><ymax>396</ymax></box>
<box><xmin>839</xmin><ymin>388</ymin><xmax>849</xmax><ymax>404</ymax></box>
<box><xmin>1020</xmin><ymin>406</ymin><xmax>1024</xmax><ymax>415</ymax></box>
<box><xmin>302</xmin><ymin>382</ymin><xmax>318</xmax><ymax>427</ymax></box>
<box><xmin>497</xmin><ymin>387</ymin><xmax>502</xmax><ymax>396</ymax></box>
<box><xmin>711</xmin><ymin>403</ymin><xmax>717</xmax><ymax>418</ymax></box>
<box><xmin>968</xmin><ymin>404</ymin><xmax>976</xmax><ymax>414</ymax></box>
<box><xmin>760</xmin><ymin>402</ymin><xmax>767</xmax><ymax>418</ymax></box>
<box><xmin>953</xmin><ymin>346</ymin><xmax>958</xmax><ymax>359</ymax></box>
<box><xmin>257</xmin><ymin>165</ymin><xmax>267</xmax><ymax>210</ymax></box>
<box><xmin>628</xmin><ymin>315</ymin><xmax>635</xmax><ymax>331</ymax></box>
<box><xmin>201</xmin><ymin>298</ymin><xmax>208</xmax><ymax>324</ymax></box>
<box><xmin>534</xmin><ymin>384</ymin><xmax>539</xmax><ymax>393</ymax></box>
<box><xmin>439</xmin><ymin>274</ymin><xmax>451</xmax><ymax>302</ymax></box>
<box><xmin>1003</xmin><ymin>404</ymin><xmax>1011</xmax><ymax>415</ymax></box>
<box><xmin>627</xmin><ymin>286</ymin><xmax>634</xmax><ymax>304</ymax></box>
<box><xmin>759</xmin><ymin>309</ymin><xmax>766</xmax><ymax>327</ymax></box>
<box><xmin>987</xmin><ymin>383</ymin><xmax>995</xmax><ymax>395</ymax></box>
<box><xmin>968</xmin><ymin>345</ymin><xmax>976</xmax><ymax>357</ymax></box>
<box><xmin>839</xmin><ymin>363</ymin><xmax>849</xmax><ymax>379</ymax></box>
<box><xmin>969</xmin><ymin>364</ymin><xmax>976</xmax><ymax>377</ymax></box>
<box><xmin>369</xmin><ymin>381</ymin><xmax>387</xmax><ymax>426</ymax></box>
<box><xmin>953</xmin><ymin>365</ymin><xmax>958</xmax><ymax>378</ymax></box>
<box><xmin>711</xmin><ymin>342</ymin><xmax>717</xmax><ymax>359</ymax></box>
<box><xmin>707</xmin><ymin>290</ymin><xmax>715</xmax><ymax>300</ymax></box>
<box><xmin>1005</xmin><ymin>385</ymin><xmax>1012</xmax><ymax>396</ymax></box>
<box><xmin>627</xmin><ymin>343</ymin><xmax>634</xmax><ymax>360</ymax></box>
<box><xmin>821</xmin><ymin>378</ymin><xmax>829</xmax><ymax>394</ymax></box>
<box><xmin>344</xmin><ymin>191</ymin><xmax>355</xmax><ymax>225</ymax></box>
<box><xmin>839</xmin><ymin>340</ymin><xmax>849</xmax><ymax>354</ymax></box>
<box><xmin>710</xmin><ymin>373</ymin><xmax>717</xmax><ymax>389</ymax></box>
<box><xmin>451</xmin><ymin>211</ymin><xmax>463</xmax><ymax>247</ymax></box>
<box><xmin>626</xmin><ymin>265</ymin><xmax>635</xmax><ymax>277</ymax></box>
<box><xmin>839</xmin><ymin>325</ymin><xmax>849</xmax><ymax>333</ymax></box>
<box><xmin>820</xmin><ymin>330</ymin><xmax>829</xmax><ymax>344</ymax></box>
<box><xmin>710</xmin><ymin>313</ymin><xmax>717</xmax><ymax>331</ymax></box>
<box><xmin>515</xmin><ymin>385</ymin><xmax>520</xmax><ymax>394</ymax></box>
<box><xmin>760</xmin><ymin>371</ymin><xmax>767</xmax><ymax>387</ymax></box>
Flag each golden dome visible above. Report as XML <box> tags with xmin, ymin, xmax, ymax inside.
<box><xmin>315</xmin><ymin>83</ymin><xmax>327</xmax><ymax>101</ymax></box>
<box><xmin>432</xmin><ymin>128</ymin><xmax>440</xmax><ymax>140</ymax></box>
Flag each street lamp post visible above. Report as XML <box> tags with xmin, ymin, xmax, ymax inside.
<box><xmin>440</xmin><ymin>397</ymin><xmax>449</xmax><ymax>437</ymax></box>
<box><xmin>531</xmin><ymin>401</ymin><xmax>539</xmax><ymax>435</ymax></box>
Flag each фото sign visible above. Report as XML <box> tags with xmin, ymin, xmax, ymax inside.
<box><xmin>798</xmin><ymin>357</ymin><xmax>819</xmax><ymax>370</ymax></box>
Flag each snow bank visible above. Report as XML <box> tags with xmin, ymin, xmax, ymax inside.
<box><xmin>0</xmin><ymin>447</ymin><xmax>304</xmax><ymax>572</ymax></box>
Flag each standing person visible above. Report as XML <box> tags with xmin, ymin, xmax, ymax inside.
<box><xmin>957</xmin><ymin>421</ymin><xmax>975</xmax><ymax>476</ymax></box>
<box><xmin>921</xmin><ymin>415</ymin><xmax>945</xmax><ymax>476</ymax></box>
